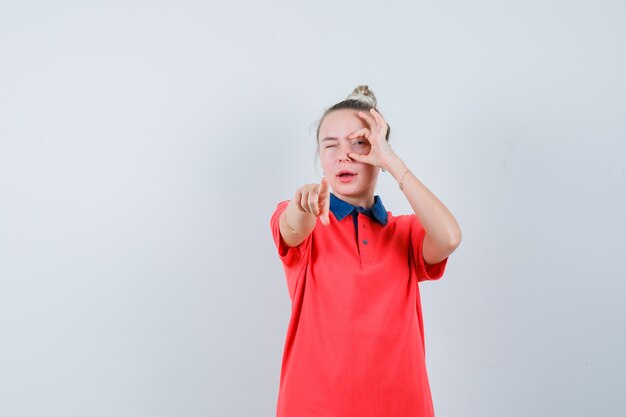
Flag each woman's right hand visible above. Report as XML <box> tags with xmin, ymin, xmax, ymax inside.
<box><xmin>294</xmin><ymin>177</ymin><xmax>330</xmax><ymax>226</ymax></box>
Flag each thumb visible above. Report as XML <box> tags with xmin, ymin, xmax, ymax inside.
<box><xmin>319</xmin><ymin>177</ymin><xmax>330</xmax><ymax>225</ymax></box>
<box><xmin>348</xmin><ymin>152</ymin><xmax>369</xmax><ymax>163</ymax></box>
<box><xmin>320</xmin><ymin>190</ymin><xmax>330</xmax><ymax>226</ymax></box>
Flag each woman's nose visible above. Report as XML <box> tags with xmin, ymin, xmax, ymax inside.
<box><xmin>338</xmin><ymin>144</ymin><xmax>352</xmax><ymax>162</ymax></box>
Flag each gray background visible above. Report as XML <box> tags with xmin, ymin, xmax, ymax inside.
<box><xmin>1</xmin><ymin>0</ymin><xmax>624</xmax><ymax>416</ymax></box>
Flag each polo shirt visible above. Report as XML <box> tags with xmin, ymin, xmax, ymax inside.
<box><xmin>270</xmin><ymin>193</ymin><xmax>448</xmax><ymax>417</ymax></box>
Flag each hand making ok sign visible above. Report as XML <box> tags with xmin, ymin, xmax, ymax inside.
<box><xmin>347</xmin><ymin>108</ymin><xmax>398</xmax><ymax>171</ymax></box>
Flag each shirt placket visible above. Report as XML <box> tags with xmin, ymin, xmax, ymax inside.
<box><xmin>354</xmin><ymin>210</ymin><xmax>375</xmax><ymax>266</ymax></box>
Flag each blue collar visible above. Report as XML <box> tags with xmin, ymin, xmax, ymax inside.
<box><xmin>329</xmin><ymin>193</ymin><xmax>388</xmax><ymax>226</ymax></box>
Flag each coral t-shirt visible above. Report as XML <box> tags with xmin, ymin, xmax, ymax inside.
<box><xmin>270</xmin><ymin>194</ymin><xmax>448</xmax><ymax>417</ymax></box>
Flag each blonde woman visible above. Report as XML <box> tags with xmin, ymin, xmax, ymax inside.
<box><xmin>270</xmin><ymin>86</ymin><xmax>462</xmax><ymax>417</ymax></box>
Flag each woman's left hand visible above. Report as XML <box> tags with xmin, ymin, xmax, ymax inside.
<box><xmin>347</xmin><ymin>108</ymin><xmax>398</xmax><ymax>170</ymax></box>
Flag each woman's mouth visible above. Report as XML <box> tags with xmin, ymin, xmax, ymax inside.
<box><xmin>337</xmin><ymin>170</ymin><xmax>357</xmax><ymax>183</ymax></box>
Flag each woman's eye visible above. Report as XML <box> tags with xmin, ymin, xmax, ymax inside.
<box><xmin>325</xmin><ymin>144</ymin><xmax>336</xmax><ymax>148</ymax></box>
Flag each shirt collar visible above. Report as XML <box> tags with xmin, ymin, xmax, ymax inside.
<box><xmin>329</xmin><ymin>193</ymin><xmax>388</xmax><ymax>226</ymax></box>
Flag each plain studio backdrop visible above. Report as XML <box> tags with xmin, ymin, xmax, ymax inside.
<box><xmin>1</xmin><ymin>0</ymin><xmax>624</xmax><ymax>416</ymax></box>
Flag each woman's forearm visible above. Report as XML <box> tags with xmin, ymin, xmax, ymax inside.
<box><xmin>386</xmin><ymin>157</ymin><xmax>462</xmax><ymax>262</ymax></box>
<box><xmin>279</xmin><ymin>199</ymin><xmax>317</xmax><ymax>247</ymax></box>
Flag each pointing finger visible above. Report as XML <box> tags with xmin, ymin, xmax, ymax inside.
<box><xmin>319</xmin><ymin>176</ymin><xmax>329</xmax><ymax>196</ymax></box>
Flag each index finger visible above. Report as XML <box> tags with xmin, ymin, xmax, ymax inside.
<box><xmin>348</xmin><ymin>127</ymin><xmax>371</xmax><ymax>139</ymax></box>
<box><xmin>319</xmin><ymin>176</ymin><xmax>330</xmax><ymax>196</ymax></box>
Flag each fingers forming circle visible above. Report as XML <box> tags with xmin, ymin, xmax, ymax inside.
<box><xmin>358</xmin><ymin>110</ymin><xmax>377</xmax><ymax>131</ymax></box>
<box><xmin>349</xmin><ymin>127</ymin><xmax>371</xmax><ymax>139</ymax></box>
<box><xmin>370</xmin><ymin>109</ymin><xmax>388</xmax><ymax>137</ymax></box>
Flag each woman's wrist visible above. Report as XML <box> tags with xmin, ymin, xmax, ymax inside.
<box><xmin>385</xmin><ymin>157</ymin><xmax>409</xmax><ymax>182</ymax></box>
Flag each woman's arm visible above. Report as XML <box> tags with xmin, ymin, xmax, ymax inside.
<box><xmin>386</xmin><ymin>158</ymin><xmax>461</xmax><ymax>265</ymax></box>
<box><xmin>279</xmin><ymin>177</ymin><xmax>331</xmax><ymax>248</ymax></box>
<box><xmin>348</xmin><ymin>109</ymin><xmax>462</xmax><ymax>265</ymax></box>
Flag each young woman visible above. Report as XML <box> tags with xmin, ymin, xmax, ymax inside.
<box><xmin>270</xmin><ymin>86</ymin><xmax>462</xmax><ymax>417</ymax></box>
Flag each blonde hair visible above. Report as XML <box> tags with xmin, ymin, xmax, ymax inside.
<box><xmin>345</xmin><ymin>85</ymin><xmax>377</xmax><ymax>108</ymax></box>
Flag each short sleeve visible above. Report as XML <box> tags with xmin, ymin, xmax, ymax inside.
<box><xmin>409</xmin><ymin>215</ymin><xmax>448</xmax><ymax>282</ymax></box>
<box><xmin>270</xmin><ymin>200</ymin><xmax>311</xmax><ymax>270</ymax></box>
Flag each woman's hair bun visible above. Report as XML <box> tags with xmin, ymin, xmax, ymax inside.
<box><xmin>345</xmin><ymin>85</ymin><xmax>377</xmax><ymax>108</ymax></box>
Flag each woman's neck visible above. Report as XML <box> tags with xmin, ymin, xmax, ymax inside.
<box><xmin>334</xmin><ymin>192</ymin><xmax>376</xmax><ymax>208</ymax></box>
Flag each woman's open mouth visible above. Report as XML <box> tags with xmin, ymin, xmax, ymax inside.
<box><xmin>337</xmin><ymin>170</ymin><xmax>357</xmax><ymax>183</ymax></box>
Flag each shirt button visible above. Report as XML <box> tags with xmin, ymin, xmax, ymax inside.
<box><xmin>362</xmin><ymin>240</ymin><xmax>369</xmax><ymax>245</ymax></box>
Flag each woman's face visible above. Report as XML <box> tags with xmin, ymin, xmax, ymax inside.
<box><xmin>318</xmin><ymin>109</ymin><xmax>380</xmax><ymax>206</ymax></box>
